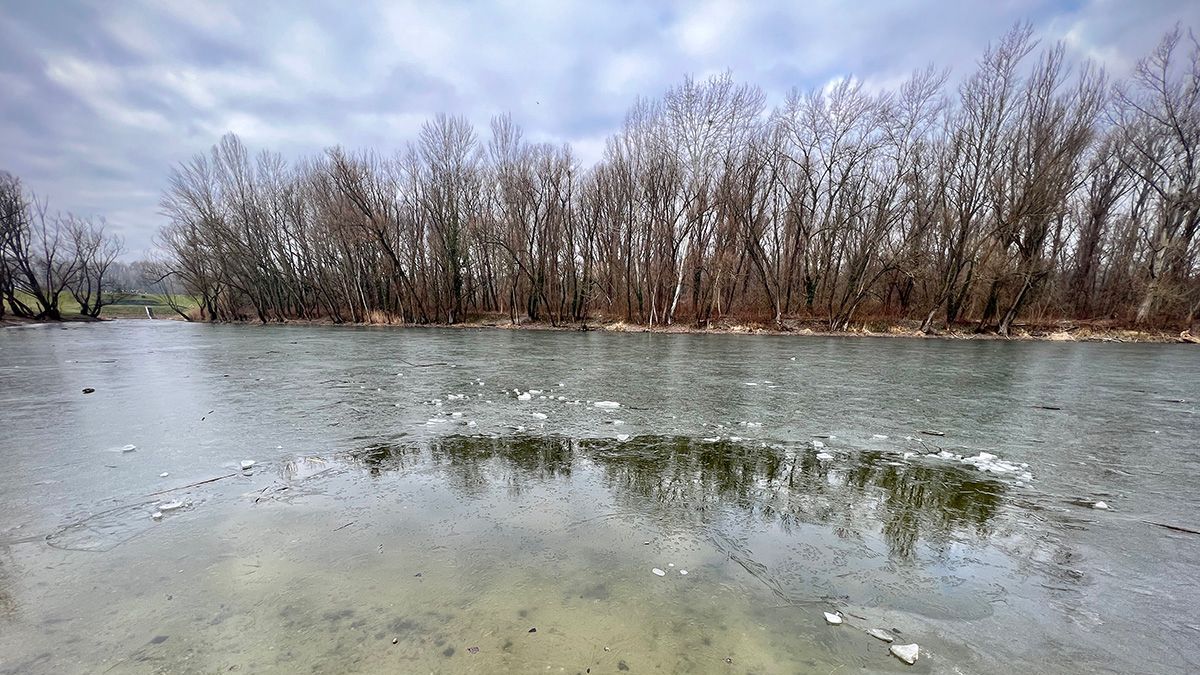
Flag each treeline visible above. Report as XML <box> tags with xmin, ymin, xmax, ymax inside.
<box><xmin>159</xmin><ymin>26</ymin><xmax>1200</xmax><ymax>333</ymax></box>
<box><xmin>0</xmin><ymin>172</ymin><xmax>126</xmax><ymax>320</ymax></box>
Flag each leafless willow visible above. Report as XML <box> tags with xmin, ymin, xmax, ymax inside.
<box><xmin>154</xmin><ymin>26</ymin><xmax>1199</xmax><ymax>332</ymax></box>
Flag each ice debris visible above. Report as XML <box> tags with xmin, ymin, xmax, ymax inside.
<box><xmin>517</xmin><ymin>392</ymin><xmax>532</xmax><ymax>401</ymax></box>
<box><xmin>823</xmin><ymin>612</ymin><xmax>843</xmax><ymax>625</ymax></box>
<box><xmin>866</xmin><ymin>628</ymin><xmax>894</xmax><ymax>643</ymax></box>
<box><xmin>816</xmin><ymin>452</ymin><xmax>834</xmax><ymax>461</ymax></box>
<box><xmin>890</xmin><ymin>643</ymin><xmax>919</xmax><ymax>665</ymax></box>
<box><xmin>121</xmin><ymin>444</ymin><xmax>137</xmax><ymax>453</ymax></box>
<box><xmin>159</xmin><ymin>501</ymin><xmax>185</xmax><ymax>511</ymax></box>
<box><xmin>1092</xmin><ymin>501</ymin><xmax>1109</xmax><ymax>510</ymax></box>
<box><xmin>594</xmin><ymin>401</ymin><xmax>621</xmax><ymax>409</ymax></box>
<box><xmin>241</xmin><ymin>460</ymin><xmax>256</xmax><ymax>470</ymax></box>
<box><xmin>652</xmin><ymin>568</ymin><xmax>666</xmax><ymax>577</ymax></box>
<box><xmin>812</xmin><ymin>440</ymin><xmax>825</xmax><ymax>449</ymax></box>
<box><xmin>159</xmin><ymin>472</ymin><xmax>169</xmax><ymax>478</ymax></box>
<box><xmin>151</xmin><ymin>511</ymin><xmax>162</xmax><ymax>520</ymax></box>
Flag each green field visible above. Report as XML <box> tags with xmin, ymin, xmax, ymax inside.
<box><xmin>9</xmin><ymin>291</ymin><xmax>198</xmax><ymax>319</ymax></box>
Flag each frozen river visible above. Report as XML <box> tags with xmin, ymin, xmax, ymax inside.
<box><xmin>1</xmin><ymin>321</ymin><xmax>1197</xmax><ymax>673</ymax></box>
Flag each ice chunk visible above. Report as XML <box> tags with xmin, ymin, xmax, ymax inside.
<box><xmin>532</xmin><ymin>412</ymin><xmax>548</xmax><ymax>420</ymax></box>
<box><xmin>151</xmin><ymin>511</ymin><xmax>163</xmax><ymax>520</ymax></box>
<box><xmin>812</xmin><ymin>440</ymin><xmax>825</xmax><ymax>449</ymax></box>
<box><xmin>823</xmin><ymin>612</ymin><xmax>843</xmax><ymax>625</ymax></box>
<box><xmin>652</xmin><ymin>568</ymin><xmax>666</xmax><ymax>576</ymax></box>
<box><xmin>159</xmin><ymin>501</ymin><xmax>185</xmax><ymax>511</ymax></box>
<box><xmin>466</xmin><ymin>420</ymin><xmax>477</xmax><ymax>427</ymax></box>
<box><xmin>816</xmin><ymin>452</ymin><xmax>834</xmax><ymax>461</ymax></box>
<box><xmin>594</xmin><ymin>401</ymin><xmax>621</xmax><ymax>409</ymax></box>
<box><xmin>159</xmin><ymin>472</ymin><xmax>169</xmax><ymax>478</ymax></box>
<box><xmin>517</xmin><ymin>392</ymin><xmax>532</xmax><ymax>401</ymax></box>
<box><xmin>679</xmin><ymin>570</ymin><xmax>688</xmax><ymax>575</ymax></box>
<box><xmin>241</xmin><ymin>460</ymin><xmax>255</xmax><ymax>470</ymax></box>
<box><xmin>1092</xmin><ymin>501</ymin><xmax>1109</xmax><ymax>510</ymax></box>
<box><xmin>616</xmin><ymin>434</ymin><xmax>630</xmax><ymax>442</ymax></box>
<box><xmin>121</xmin><ymin>444</ymin><xmax>137</xmax><ymax>453</ymax></box>
<box><xmin>872</xmin><ymin>434</ymin><xmax>889</xmax><ymax>440</ymax></box>
<box><xmin>890</xmin><ymin>643</ymin><xmax>919</xmax><ymax>665</ymax></box>
<box><xmin>866</xmin><ymin>628</ymin><xmax>894</xmax><ymax>643</ymax></box>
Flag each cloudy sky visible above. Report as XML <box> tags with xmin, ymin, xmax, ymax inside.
<box><xmin>1</xmin><ymin>0</ymin><xmax>1196</xmax><ymax>257</ymax></box>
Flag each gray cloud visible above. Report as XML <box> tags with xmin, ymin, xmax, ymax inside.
<box><xmin>1</xmin><ymin>0</ymin><xmax>1196</xmax><ymax>257</ymax></box>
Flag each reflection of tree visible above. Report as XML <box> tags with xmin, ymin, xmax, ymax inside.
<box><xmin>346</xmin><ymin>434</ymin><xmax>1006</xmax><ymax>558</ymax></box>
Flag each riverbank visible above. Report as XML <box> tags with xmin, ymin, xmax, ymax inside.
<box><xmin>6</xmin><ymin>311</ymin><xmax>1197</xmax><ymax>343</ymax></box>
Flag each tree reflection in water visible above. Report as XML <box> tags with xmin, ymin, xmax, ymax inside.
<box><xmin>345</xmin><ymin>434</ymin><xmax>1007</xmax><ymax>559</ymax></box>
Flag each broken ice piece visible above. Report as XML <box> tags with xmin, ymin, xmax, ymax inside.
<box><xmin>890</xmin><ymin>643</ymin><xmax>919</xmax><ymax>665</ymax></box>
<box><xmin>652</xmin><ymin>568</ymin><xmax>666</xmax><ymax>576</ymax></box>
<box><xmin>151</xmin><ymin>511</ymin><xmax>163</xmax><ymax>520</ymax></box>
<box><xmin>159</xmin><ymin>472</ymin><xmax>169</xmax><ymax>478</ymax></box>
<box><xmin>679</xmin><ymin>570</ymin><xmax>687</xmax><ymax>575</ymax></box>
<box><xmin>159</xmin><ymin>501</ymin><xmax>184</xmax><ymax>511</ymax></box>
<box><xmin>241</xmin><ymin>460</ymin><xmax>256</xmax><ymax>470</ymax></box>
<box><xmin>866</xmin><ymin>628</ymin><xmax>894</xmax><ymax>643</ymax></box>
<box><xmin>823</xmin><ymin>612</ymin><xmax>843</xmax><ymax>625</ymax></box>
<box><xmin>594</xmin><ymin>401</ymin><xmax>620</xmax><ymax>409</ymax></box>
<box><xmin>816</xmin><ymin>452</ymin><xmax>834</xmax><ymax>460</ymax></box>
<box><xmin>1092</xmin><ymin>501</ymin><xmax>1109</xmax><ymax>510</ymax></box>
<box><xmin>121</xmin><ymin>444</ymin><xmax>137</xmax><ymax>453</ymax></box>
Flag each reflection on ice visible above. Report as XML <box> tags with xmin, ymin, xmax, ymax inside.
<box><xmin>338</xmin><ymin>433</ymin><xmax>1008</xmax><ymax>559</ymax></box>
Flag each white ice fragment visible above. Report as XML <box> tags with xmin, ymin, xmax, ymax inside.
<box><xmin>594</xmin><ymin>401</ymin><xmax>621</xmax><ymax>409</ymax></box>
<box><xmin>816</xmin><ymin>452</ymin><xmax>834</xmax><ymax>461</ymax></box>
<box><xmin>159</xmin><ymin>501</ymin><xmax>185</xmax><ymax>511</ymax></box>
<box><xmin>668</xmin><ymin>563</ymin><xmax>675</xmax><ymax>567</ymax></box>
<box><xmin>532</xmin><ymin>412</ymin><xmax>548</xmax><ymax>420</ymax></box>
<box><xmin>466</xmin><ymin>420</ymin><xmax>477</xmax><ymax>427</ymax></box>
<box><xmin>679</xmin><ymin>570</ymin><xmax>688</xmax><ymax>575</ymax></box>
<box><xmin>702</xmin><ymin>437</ymin><xmax>721</xmax><ymax>443</ymax></box>
<box><xmin>557</xmin><ymin>382</ymin><xmax>564</xmax><ymax>387</ymax></box>
<box><xmin>812</xmin><ymin>440</ymin><xmax>825</xmax><ymax>449</ymax></box>
<box><xmin>744</xmin><ymin>382</ymin><xmax>759</xmax><ymax>386</ymax></box>
<box><xmin>790</xmin><ymin>357</ymin><xmax>796</xmax><ymax>360</ymax></box>
<box><xmin>517</xmin><ymin>392</ymin><xmax>532</xmax><ymax>401</ymax></box>
<box><xmin>159</xmin><ymin>472</ymin><xmax>169</xmax><ymax>478</ymax></box>
<box><xmin>151</xmin><ymin>511</ymin><xmax>163</xmax><ymax>520</ymax></box>
<box><xmin>652</xmin><ymin>568</ymin><xmax>666</xmax><ymax>576</ymax></box>
<box><xmin>866</xmin><ymin>628</ymin><xmax>894</xmax><ymax>643</ymax></box>
<box><xmin>890</xmin><ymin>643</ymin><xmax>919</xmax><ymax>665</ymax></box>
<box><xmin>823</xmin><ymin>612</ymin><xmax>843</xmax><ymax>625</ymax></box>
<box><xmin>122</xmin><ymin>444</ymin><xmax>137</xmax><ymax>453</ymax></box>
<box><xmin>616</xmin><ymin>434</ymin><xmax>630</xmax><ymax>442</ymax></box>
<box><xmin>529</xmin><ymin>390</ymin><xmax>543</xmax><ymax>395</ymax></box>
<box><xmin>557</xmin><ymin>396</ymin><xmax>566</xmax><ymax>401</ymax></box>
<box><xmin>872</xmin><ymin>434</ymin><xmax>889</xmax><ymax>440</ymax></box>
<box><xmin>450</xmin><ymin>412</ymin><xmax>463</xmax><ymax>418</ymax></box>
<box><xmin>1092</xmin><ymin>501</ymin><xmax>1109</xmax><ymax>510</ymax></box>
<box><xmin>240</xmin><ymin>460</ymin><xmax>256</xmax><ymax>470</ymax></box>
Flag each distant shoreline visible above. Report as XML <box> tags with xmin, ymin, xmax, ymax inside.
<box><xmin>8</xmin><ymin>312</ymin><xmax>1194</xmax><ymax>344</ymax></box>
